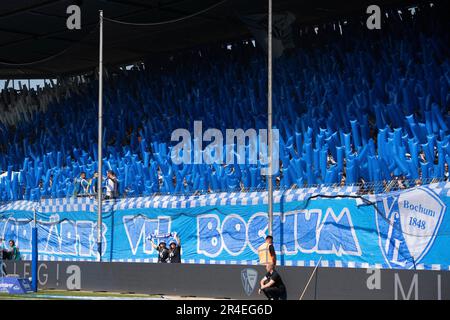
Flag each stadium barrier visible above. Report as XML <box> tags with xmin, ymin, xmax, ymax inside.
<box><xmin>4</xmin><ymin>260</ymin><xmax>450</xmax><ymax>299</ymax></box>
<box><xmin>0</xmin><ymin>180</ymin><xmax>449</xmax><ymax>270</ymax></box>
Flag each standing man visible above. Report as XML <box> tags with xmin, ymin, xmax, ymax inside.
<box><xmin>258</xmin><ymin>263</ymin><xmax>287</xmax><ymax>300</ymax></box>
<box><xmin>258</xmin><ymin>235</ymin><xmax>276</xmax><ymax>265</ymax></box>
<box><xmin>167</xmin><ymin>233</ymin><xmax>181</xmax><ymax>263</ymax></box>
<box><xmin>90</xmin><ymin>171</ymin><xmax>99</xmax><ymax>194</ymax></box>
<box><xmin>150</xmin><ymin>237</ymin><xmax>170</xmax><ymax>263</ymax></box>
<box><xmin>444</xmin><ymin>162</ymin><xmax>449</xmax><ymax>181</ymax></box>
<box><xmin>74</xmin><ymin>172</ymin><xmax>89</xmax><ymax>196</ymax></box>
<box><xmin>105</xmin><ymin>170</ymin><xmax>119</xmax><ymax>199</ymax></box>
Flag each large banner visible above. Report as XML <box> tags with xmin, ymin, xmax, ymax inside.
<box><xmin>1</xmin><ymin>182</ymin><xmax>449</xmax><ymax>270</ymax></box>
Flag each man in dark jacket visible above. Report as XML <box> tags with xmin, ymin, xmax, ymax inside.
<box><xmin>258</xmin><ymin>263</ymin><xmax>287</xmax><ymax>300</ymax></box>
<box><xmin>167</xmin><ymin>233</ymin><xmax>181</xmax><ymax>263</ymax></box>
<box><xmin>150</xmin><ymin>238</ymin><xmax>169</xmax><ymax>263</ymax></box>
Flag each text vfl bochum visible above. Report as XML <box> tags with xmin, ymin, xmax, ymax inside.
<box><xmin>376</xmin><ymin>187</ymin><xmax>446</xmax><ymax>269</ymax></box>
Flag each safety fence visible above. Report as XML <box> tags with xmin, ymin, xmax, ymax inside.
<box><xmin>37</xmin><ymin>176</ymin><xmax>448</xmax><ymax>200</ymax></box>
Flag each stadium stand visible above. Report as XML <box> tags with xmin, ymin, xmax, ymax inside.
<box><xmin>0</xmin><ymin>3</ymin><xmax>448</xmax><ymax>201</ymax></box>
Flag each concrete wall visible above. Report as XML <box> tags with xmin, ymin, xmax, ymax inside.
<box><xmin>4</xmin><ymin>261</ymin><xmax>449</xmax><ymax>300</ymax></box>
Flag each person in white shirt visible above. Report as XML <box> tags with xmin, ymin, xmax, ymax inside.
<box><xmin>105</xmin><ymin>170</ymin><xmax>119</xmax><ymax>199</ymax></box>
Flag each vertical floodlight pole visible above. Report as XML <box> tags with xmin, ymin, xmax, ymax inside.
<box><xmin>97</xmin><ymin>10</ymin><xmax>104</xmax><ymax>262</ymax></box>
<box><xmin>31</xmin><ymin>208</ymin><xmax>38</xmax><ymax>292</ymax></box>
<box><xmin>267</xmin><ymin>0</ymin><xmax>273</xmax><ymax>236</ymax></box>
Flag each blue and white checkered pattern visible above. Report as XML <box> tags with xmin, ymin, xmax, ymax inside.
<box><xmin>34</xmin><ymin>185</ymin><xmax>360</xmax><ymax>213</ymax></box>
<box><xmin>20</xmin><ymin>254</ymin><xmax>97</xmax><ymax>262</ymax></box>
<box><xmin>39</xmin><ymin>197</ymin><xmax>96</xmax><ymax>213</ymax></box>
<box><xmin>13</xmin><ymin>183</ymin><xmax>449</xmax><ymax>214</ymax></box>
<box><xmin>18</xmin><ymin>254</ymin><xmax>447</xmax><ymax>270</ymax></box>
<box><xmin>0</xmin><ymin>200</ymin><xmax>37</xmax><ymax>213</ymax></box>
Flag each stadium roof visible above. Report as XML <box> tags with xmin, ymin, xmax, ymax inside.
<box><xmin>0</xmin><ymin>0</ymin><xmax>423</xmax><ymax>79</ymax></box>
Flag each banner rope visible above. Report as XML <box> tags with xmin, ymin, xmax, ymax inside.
<box><xmin>103</xmin><ymin>0</ymin><xmax>228</xmax><ymax>27</ymax></box>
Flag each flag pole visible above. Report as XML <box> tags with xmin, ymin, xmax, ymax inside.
<box><xmin>31</xmin><ymin>208</ymin><xmax>38</xmax><ymax>292</ymax></box>
<box><xmin>97</xmin><ymin>10</ymin><xmax>103</xmax><ymax>262</ymax></box>
<box><xmin>267</xmin><ymin>0</ymin><xmax>273</xmax><ymax>236</ymax></box>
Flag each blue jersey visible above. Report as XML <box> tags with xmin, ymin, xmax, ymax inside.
<box><xmin>74</xmin><ymin>178</ymin><xmax>89</xmax><ymax>195</ymax></box>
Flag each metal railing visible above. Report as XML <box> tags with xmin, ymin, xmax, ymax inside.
<box><xmin>31</xmin><ymin>176</ymin><xmax>449</xmax><ymax>201</ymax></box>
<box><xmin>0</xmin><ymin>176</ymin><xmax>447</xmax><ymax>206</ymax></box>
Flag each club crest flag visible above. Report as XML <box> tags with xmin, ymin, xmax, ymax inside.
<box><xmin>375</xmin><ymin>187</ymin><xmax>446</xmax><ymax>269</ymax></box>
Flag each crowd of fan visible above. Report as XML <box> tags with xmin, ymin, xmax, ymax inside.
<box><xmin>0</xmin><ymin>3</ymin><xmax>448</xmax><ymax>201</ymax></box>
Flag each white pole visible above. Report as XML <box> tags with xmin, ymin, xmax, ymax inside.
<box><xmin>299</xmin><ymin>256</ymin><xmax>323</xmax><ymax>300</ymax></box>
<box><xmin>267</xmin><ymin>0</ymin><xmax>273</xmax><ymax>236</ymax></box>
<box><xmin>97</xmin><ymin>10</ymin><xmax>104</xmax><ymax>262</ymax></box>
